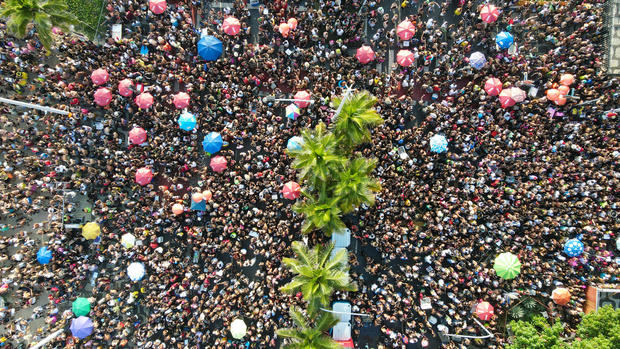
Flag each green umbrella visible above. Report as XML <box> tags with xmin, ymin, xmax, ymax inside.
<box><xmin>72</xmin><ymin>297</ymin><xmax>91</xmax><ymax>317</ymax></box>
<box><xmin>493</xmin><ymin>252</ymin><xmax>521</xmax><ymax>280</ymax></box>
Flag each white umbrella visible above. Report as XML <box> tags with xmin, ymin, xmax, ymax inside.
<box><xmin>121</xmin><ymin>233</ymin><xmax>136</xmax><ymax>249</ymax></box>
<box><xmin>230</xmin><ymin>319</ymin><xmax>247</xmax><ymax>339</ymax></box>
<box><xmin>127</xmin><ymin>262</ymin><xmax>145</xmax><ymax>281</ymax></box>
<box><xmin>616</xmin><ymin>237</ymin><xmax>620</xmax><ymax>251</ymax></box>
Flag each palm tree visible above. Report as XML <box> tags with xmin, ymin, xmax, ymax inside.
<box><xmin>333</xmin><ymin>157</ymin><xmax>381</xmax><ymax>214</ymax></box>
<box><xmin>281</xmin><ymin>241</ymin><xmax>356</xmax><ymax>314</ymax></box>
<box><xmin>277</xmin><ymin>308</ymin><xmax>341</xmax><ymax>349</ymax></box>
<box><xmin>0</xmin><ymin>0</ymin><xmax>78</xmax><ymax>51</ymax></box>
<box><xmin>293</xmin><ymin>193</ymin><xmax>346</xmax><ymax>236</ymax></box>
<box><xmin>288</xmin><ymin>122</ymin><xmax>347</xmax><ymax>191</ymax></box>
<box><xmin>330</xmin><ymin>90</ymin><xmax>384</xmax><ymax>149</ymax></box>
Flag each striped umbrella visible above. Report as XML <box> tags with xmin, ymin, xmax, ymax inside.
<box><xmin>475</xmin><ymin>302</ymin><xmax>494</xmax><ymax>321</ymax></box>
<box><xmin>493</xmin><ymin>252</ymin><xmax>521</xmax><ymax>280</ymax></box>
<box><xmin>396</xmin><ymin>50</ymin><xmax>414</xmax><ymax>67</ymax></box>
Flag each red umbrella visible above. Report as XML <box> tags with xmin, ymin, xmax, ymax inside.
<box><xmin>135</xmin><ymin>93</ymin><xmax>154</xmax><ymax>109</ymax></box>
<box><xmin>173</xmin><ymin>92</ymin><xmax>190</xmax><ymax>109</ymax></box>
<box><xmin>484</xmin><ymin>78</ymin><xmax>502</xmax><ymax>96</ymax></box>
<box><xmin>91</xmin><ymin>69</ymin><xmax>108</xmax><ymax>85</ymax></box>
<box><xmin>222</xmin><ymin>17</ymin><xmax>241</xmax><ymax>36</ymax></box>
<box><xmin>396</xmin><ymin>20</ymin><xmax>416</xmax><ymax>41</ymax></box>
<box><xmin>282</xmin><ymin>181</ymin><xmax>301</xmax><ymax>200</ymax></box>
<box><xmin>294</xmin><ymin>91</ymin><xmax>311</xmax><ymax>108</ymax></box>
<box><xmin>93</xmin><ymin>88</ymin><xmax>112</xmax><ymax>106</ymax></box>
<box><xmin>475</xmin><ymin>302</ymin><xmax>494</xmax><ymax>321</ymax></box>
<box><xmin>118</xmin><ymin>79</ymin><xmax>134</xmax><ymax>97</ymax></box>
<box><xmin>396</xmin><ymin>50</ymin><xmax>414</xmax><ymax>67</ymax></box>
<box><xmin>210</xmin><ymin>156</ymin><xmax>228</xmax><ymax>173</ymax></box>
<box><xmin>356</xmin><ymin>46</ymin><xmax>375</xmax><ymax>64</ymax></box>
<box><xmin>135</xmin><ymin>168</ymin><xmax>153</xmax><ymax>186</ymax></box>
<box><xmin>128</xmin><ymin>127</ymin><xmax>147</xmax><ymax>145</ymax></box>
<box><xmin>480</xmin><ymin>4</ymin><xmax>499</xmax><ymax>23</ymax></box>
<box><xmin>149</xmin><ymin>0</ymin><xmax>166</xmax><ymax>14</ymax></box>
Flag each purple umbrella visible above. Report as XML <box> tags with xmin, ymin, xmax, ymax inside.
<box><xmin>70</xmin><ymin>316</ymin><xmax>94</xmax><ymax>339</ymax></box>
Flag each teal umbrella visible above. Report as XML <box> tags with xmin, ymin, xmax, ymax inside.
<box><xmin>72</xmin><ymin>297</ymin><xmax>91</xmax><ymax>317</ymax></box>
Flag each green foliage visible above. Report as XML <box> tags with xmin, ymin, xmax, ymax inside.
<box><xmin>332</xmin><ymin>157</ymin><xmax>381</xmax><ymax>214</ymax></box>
<box><xmin>293</xmin><ymin>194</ymin><xmax>345</xmax><ymax>236</ymax></box>
<box><xmin>280</xmin><ymin>241</ymin><xmax>356</xmax><ymax>315</ymax></box>
<box><xmin>330</xmin><ymin>90</ymin><xmax>384</xmax><ymax>149</ymax></box>
<box><xmin>276</xmin><ymin>308</ymin><xmax>341</xmax><ymax>349</ymax></box>
<box><xmin>65</xmin><ymin>0</ymin><xmax>105</xmax><ymax>39</ymax></box>
<box><xmin>575</xmin><ymin>305</ymin><xmax>620</xmax><ymax>349</ymax></box>
<box><xmin>508</xmin><ymin>316</ymin><xmax>567</xmax><ymax>349</ymax></box>
<box><xmin>510</xmin><ymin>296</ymin><xmax>546</xmax><ymax>322</ymax></box>
<box><xmin>0</xmin><ymin>0</ymin><xmax>79</xmax><ymax>50</ymax></box>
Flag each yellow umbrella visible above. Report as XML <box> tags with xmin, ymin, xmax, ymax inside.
<box><xmin>82</xmin><ymin>222</ymin><xmax>100</xmax><ymax>240</ymax></box>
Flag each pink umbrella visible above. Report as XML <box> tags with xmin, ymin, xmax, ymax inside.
<box><xmin>94</xmin><ymin>88</ymin><xmax>112</xmax><ymax>106</ymax></box>
<box><xmin>484</xmin><ymin>78</ymin><xmax>503</xmax><ymax>96</ymax></box>
<box><xmin>149</xmin><ymin>0</ymin><xmax>166</xmax><ymax>14</ymax></box>
<box><xmin>279</xmin><ymin>23</ymin><xmax>290</xmax><ymax>37</ymax></box>
<box><xmin>222</xmin><ymin>17</ymin><xmax>241</xmax><ymax>36</ymax></box>
<box><xmin>118</xmin><ymin>79</ymin><xmax>134</xmax><ymax>97</ymax></box>
<box><xmin>499</xmin><ymin>87</ymin><xmax>524</xmax><ymax>108</ymax></box>
<box><xmin>356</xmin><ymin>46</ymin><xmax>375</xmax><ymax>64</ymax></box>
<box><xmin>509</xmin><ymin>87</ymin><xmax>526</xmax><ymax>102</ymax></box>
<box><xmin>91</xmin><ymin>69</ymin><xmax>108</xmax><ymax>85</ymax></box>
<box><xmin>135</xmin><ymin>93</ymin><xmax>154</xmax><ymax>109</ymax></box>
<box><xmin>475</xmin><ymin>302</ymin><xmax>494</xmax><ymax>321</ymax></box>
<box><xmin>135</xmin><ymin>168</ymin><xmax>153</xmax><ymax>186</ymax></box>
<box><xmin>396</xmin><ymin>20</ymin><xmax>416</xmax><ymax>41</ymax></box>
<box><xmin>128</xmin><ymin>127</ymin><xmax>147</xmax><ymax>145</ymax></box>
<box><xmin>282</xmin><ymin>181</ymin><xmax>301</xmax><ymax>200</ymax></box>
<box><xmin>210</xmin><ymin>156</ymin><xmax>228</xmax><ymax>173</ymax></box>
<box><xmin>480</xmin><ymin>4</ymin><xmax>499</xmax><ymax>23</ymax></box>
<box><xmin>294</xmin><ymin>91</ymin><xmax>311</xmax><ymax>108</ymax></box>
<box><xmin>396</xmin><ymin>50</ymin><xmax>415</xmax><ymax>67</ymax></box>
<box><xmin>560</xmin><ymin>74</ymin><xmax>575</xmax><ymax>86</ymax></box>
<box><xmin>173</xmin><ymin>92</ymin><xmax>190</xmax><ymax>109</ymax></box>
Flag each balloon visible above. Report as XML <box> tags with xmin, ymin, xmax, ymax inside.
<box><xmin>558</xmin><ymin>85</ymin><xmax>570</xmax><ymax>95</ymax></box>
<box><xmin>546</xmin><ymin>89</ymin><xmax>560</xmax><ymax>101</ymax></box>
<box><xmin>192</xmin><ymin>193</ymin><xmax>204</xmax><ymax>203</ymax></box>
<box><xmin>203</xmin><ymin>190</ymin><xmax>213</xmax><ymax>202</ymax></box>
<box><xmin>172</xmin><ymin>204</ymin><xmax>184</xmax><ymax>215</ymax></box>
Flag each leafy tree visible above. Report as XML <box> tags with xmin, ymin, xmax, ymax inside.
<box><xmin>293</xmin><ymin>193</ymin><xmax>346</xmax><ymax>236</ymax></box>
<box><xmin>276</xmin><ymin>308</ymin><xmax>341</xmax><ymax>349</ymax></box>
<box><xmin>0</xmin><ymin>0</ymin><xmax>78</xmax><ymax>51</ymax></box>
<box><xmin>288</xmin><ymin>122</ymin><xmax>347</xmax><ymax>191</ymax></box>
<box><xmin>280</xmin><ymin>241</ymin><xmax>356</xmax><ymax>314</ymax></box>
<box><xmin>508</xmin><ymin>316</ymin><xmax>567</xmax><ymax>349</ymax></box>
<box><xmin>332</xmin><ymin>157</ymin><xmax>381</xmax><ymax>214</ymax></box>
<box><xmin>330</xmin><ymin>90</ymin><xmax>384</xmax><ymax>149</ymax></box>
<box><xmin>575</xmin><ymin>305</ymin><xmax>620</xmax><ymax>349</ymax></box>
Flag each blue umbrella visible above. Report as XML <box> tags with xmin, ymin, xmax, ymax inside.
<box><xmin>177</xmin><ymin>112</ymin><xmax>197</xmax><ymax>131</ymax></box>
<box><xmin>564</xmin><ymin>239</ymin><xmax>584</xmax><ymax>257</ymax></box>
<box><xmin>190</xmin><ymin>199</ymin><xmax>207</xmax><ymax>211</ymax></box>
<box><xmin>430</xmin><ymin>135</ymin><xmax>448</xmax><ymax>153</ymax></box>
<box><xmin>197</xmin><ymin>36</ymin><xmax>223</xmax><ymax>61</ymax></box>
<box><xmin>70</xmin><ymin>316</ymin><xmax>94</xmax><ymax>339</ymax></box>
<box><xmin>36</xmin><ymin>247</ymin><xmax>52</xmax><ymax>265</ymax></box>
<box><xmin>202</xmin><ymin>132</ymin><xmax>223</xmax><ymax>154</ymax></box>
<box><xmin>496</xmin><ymin>32</ymin><xmax>514</xmax><ymax>50</ymax></box>
<box><xmin>287</xmin><ymin>136</ymin><xmax>304</xmax><ymax>151</ymax></box>
<box><xmin>469</xmin><ymin>52</ymin><xmax>487</xmax><ymax>70</ymax></box>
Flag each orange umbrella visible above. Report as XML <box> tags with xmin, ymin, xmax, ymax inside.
<box><xmin>546</xmin><ymin>89</ymin><xmax>560</xmax><ymax>101</ymax></box>
<box><xmin>94</xmin><ymin>88</ymin><xmax>112</xmax><ymax>106</ymax></box>
<box><xmin>552</xmin><ymin>288</ymin><xmax>571</xmax><ymax>305</ymax></box>
<box><xmin>396</xmin><ymin>50</ymin><xmax>415</xmax><ymax>67</ymax></box>
<box><xmin>356</xmin><ymin>46</ymin><xmax>375</xmax><ymax>64</ymax></box>
<box><xmin>172</xmin><ymin>203</ymin><xmax>184</xmax><ymax>215</ymax></box>
<box><xmin>475</xmin><ymin>302</ymin><xmax>494</xmax><ymax>321</ymax></box>
<box><xmin>396</xmin><ymin>20</ymin><xmax>416</xmax><ymax>41</ymax></box>
<box><xmin>222</xmin><ymin>17</ymin><xmax>241</xmax><ymax>36</ymax></box>
<box><xmin>559</xmin><ymin>74</ymin><xmax>575</xmax><ymax>86</ymax></box>
<box><xmin>279</xmin><ymin>23</ymin><xmax>290</xmax><ymax>37</ymax></box>
<box><xmin>173</xmin><ymin>92</ymin><xmax>190</xmax><ymax>109</ymax></box>
<box><xmin>287</xmin><ymin>18</ymin><xmax>298</xmax><ymax>30</ymax></box>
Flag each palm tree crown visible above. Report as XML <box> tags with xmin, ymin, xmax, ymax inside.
<box><xmin>293</xmin><ymin>193</ymin><xmax>345</xmax><ymax>236</ymax></box>
<box><xmin>276</xmin><ymin>308</ymin><xmax>341</xmax><ymax>349</ymax></box>
<box><xmin>330</xmin><ymin>90</ymin><xmax>384</xmax><ymax>149</ymax></box>
<box><xmin>281</xmin><ymin>241</ymin><xmax>356</xmax><ymax>314</ymax></box>
<box><xmin>0</xmin><ymin>0</ymin><xmax>78</xmax><ymax>51</ymax></box>
<box><xmin>333</xmin><ymin>157</ymin><xmax>381</xmax><ymax>214</ymax></box>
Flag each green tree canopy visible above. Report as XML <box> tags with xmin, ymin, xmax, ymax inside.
<box><xmin>330</xmin><ymin>90</ymin><xmax>384</xmax><ymax>149</ymax></box>
<box><xmin>332</xmin><ymin>157</ymin><xmax>381</xmax><ymax>214</ymax></box>
<box><xmin>0</xmin><ymin>0</ymin><xmax>78</xmax><ymax>51</ymax></box>
<box><xmin>508</xmin><ymin>316</ymin><xmax>567</xmax><ymax>349</ymax></box>
<box><xmin>276</xmin><ymin>308</ymin><xmax>341</xmax><ymax>349</ymax></box>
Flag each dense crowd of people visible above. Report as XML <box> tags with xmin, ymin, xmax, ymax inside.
<box><xmin>0</xmin><ymin>0</ymin><xmax>618</xmax><ymax>348</ymax></box>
